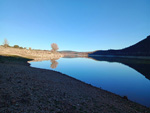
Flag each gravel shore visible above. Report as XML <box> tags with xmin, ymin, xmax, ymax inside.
<box><xmin>0</xmin><ymin>56</ymin><xmax>150</xmax><ymax>113</ymax></box>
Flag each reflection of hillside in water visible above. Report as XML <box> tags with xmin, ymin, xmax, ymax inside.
<box><xmin>88</xmin><ymin>56</ymin><xmax>150</xmax><ymax>80</ymax></box>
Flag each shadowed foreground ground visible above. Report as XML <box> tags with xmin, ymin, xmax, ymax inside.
<box><xmin>0</xmin><ymin>56</ymin><xmax>149</xmax><ymax>113</ymax></box>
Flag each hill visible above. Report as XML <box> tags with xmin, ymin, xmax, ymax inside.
<box><xmin>89</xmin><ymin>35</ymin><xmax>150</xmax><ymax>57</ymax></box>
<box><xmin>0</xmin><ymin>46</ymin><xmax>63</xmax><ymax>60</ymax></box>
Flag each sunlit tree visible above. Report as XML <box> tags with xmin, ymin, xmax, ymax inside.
<box><xmin>3</xmin><ymin>38</ymin><xmax>9</xmax><ymax>48</ymax></box>
<box><xmin>29</xmin><ymin>47</ymin><xmax>32</xmax><ymax>50</ymax></box>
<box><xmin>51</xmin><ymin>43</ymin><xmax>59</xmax><ymax>53</ymax></box>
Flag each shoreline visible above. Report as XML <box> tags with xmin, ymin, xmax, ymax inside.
<box><xmin>0</xmin><ymin>55</ymin><xmax>150</xmax><ymax>112</ymax></box>
<box><xmin>88</xmin><ymin>55</ymin><xmax>150</xmax><ymax>60</ymax></box>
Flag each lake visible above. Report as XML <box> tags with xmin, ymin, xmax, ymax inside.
<box><xmin>30</xmin><ymin>57</ymin><xmax>150</xmax><ymax>107</ymax></box>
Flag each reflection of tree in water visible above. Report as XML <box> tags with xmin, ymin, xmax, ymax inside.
<box><xmin>50</xmin><ymin>59</ymin><xmax>59</xmax><ymax>69</ymax></box>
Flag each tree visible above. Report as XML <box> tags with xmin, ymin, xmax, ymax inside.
<box><xmin>51</xmin><ymin>43</ymin><xmax>59</xmax><ymax>53</ymax></box>
<box><xmin>29</xmin><ymin>47</ymin><xmax>32</xmax><ymax>50</ymax></box>
<box><xmin>3</xmin><ymin>38</ymin><xmax>9</xmax><ymax>47</ymax></box>
<box><xmin>14</xmin><ymin>45</ymin><xmax>19</xmax><ymax>48</ymax></box>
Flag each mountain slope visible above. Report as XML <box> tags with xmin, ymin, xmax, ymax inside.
<box><xmin>89</xmin><ymin>35</ymin><xmax>150</xmax><ymax>56</ymax></box>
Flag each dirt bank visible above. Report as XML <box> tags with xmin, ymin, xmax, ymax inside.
<box><xmin>0</xmin><ymin>46</ymin><xmax>63</xmax><ymax>59</ymax></box>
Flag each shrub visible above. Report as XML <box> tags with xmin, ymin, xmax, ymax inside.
<box><xmin>14</xmin><ymin>45</ymin><xmax>19</xmax><ymax>48</ymax></box>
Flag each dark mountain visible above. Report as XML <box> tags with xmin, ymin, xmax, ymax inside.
<box><xmin>89</xmin><ymin>35</ymin><xmax>150</xmax><ymax>56</ymax></box>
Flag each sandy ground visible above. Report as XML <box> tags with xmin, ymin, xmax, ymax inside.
<box><xmin>0</xmin><ymin>56</ymin><xmax>150</xmax><ymax>113</ymax></box>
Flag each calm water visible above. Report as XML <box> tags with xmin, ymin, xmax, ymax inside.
<box><xmin>30</xmin><ymin>57</ymin><xmax>150</xmax><ymax>107</ymax></box>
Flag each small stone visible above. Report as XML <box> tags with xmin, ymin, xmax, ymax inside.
<box><xmin>17</xmin><ymin>80</ymin><xmax>21</xmax><ymax>83</ymax></box>
<box><xmin>15</xmin><ymin>103</ymin><xmax>19</xmax><ymax>107</ymax></box>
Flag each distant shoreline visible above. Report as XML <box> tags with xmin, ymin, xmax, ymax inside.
<box><xmin>89</xmin><ymin>55</ymin><xmax>150</xmax><ymax>59</ymax></box>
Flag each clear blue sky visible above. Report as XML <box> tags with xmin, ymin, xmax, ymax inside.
<box><xmin>0</xmin><ymin>0</ymin><xmax>150</xmax><ymax>52</ymax></box>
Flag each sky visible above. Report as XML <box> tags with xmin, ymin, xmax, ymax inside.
<box><xmin>0</xmin><ymin>0</ymin><xmax>150</xmax><ymax>52</ymax></box>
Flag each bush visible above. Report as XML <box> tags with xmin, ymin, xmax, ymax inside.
<box><xmin>14</xmin><ymin>45</ymin><xmax>19</xmax><ymax>48</ymax></box>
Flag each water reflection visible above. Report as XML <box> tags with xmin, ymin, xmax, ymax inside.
<box><xmin>30</xmin><ymin>57</ymin><xmax>150</xmax><ymax>107</ymax></box>
<box><xmin>88</xmin><ymin>56</ymin><xmax>150</xmax><ymax>80</ymax></box>
<box><xmin>50</xmin><ymin>60</ymin><xmax>58</xmax><ymax>69</ymax></box>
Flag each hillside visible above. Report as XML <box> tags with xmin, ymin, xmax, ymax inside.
<box><xmin>89</xmin><ymin>35</ymin><xmax>150</xmax><ymax>57</ymax></box>
<box><xmin>0</xmin><ymin>46</ymin><xmax>63</xmax><ymax>60</ymax></box>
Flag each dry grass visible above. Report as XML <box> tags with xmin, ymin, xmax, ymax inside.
<box><xmin>0</xmin><ymin>46</ymin><xmax>63</xmax><ymax>60</ymax></box>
